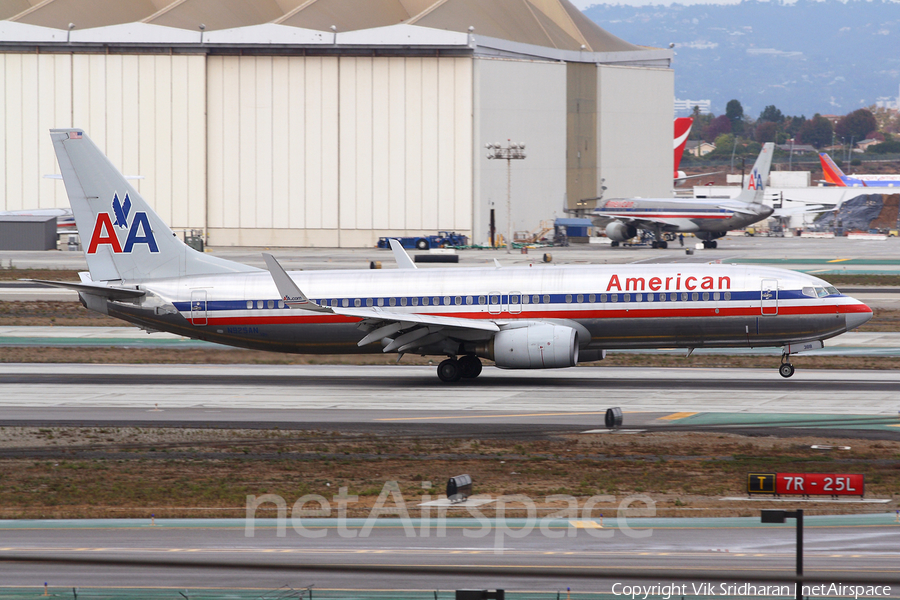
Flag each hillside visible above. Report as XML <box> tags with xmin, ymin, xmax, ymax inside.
<box><xmin>584</xmin><ymin>0</ymin><xmax>900</xmax><ymax>117</ymax></box>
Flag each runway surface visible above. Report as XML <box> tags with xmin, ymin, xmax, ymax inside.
<box><xmin>1</xmin><ymin>514</ymin><xmax>898</xmax><ymax>590</ymax></box>
<box><xmin>1</xmin><ymin>364</ymin><xmax>899</xmax><ymax>438</ymax></box>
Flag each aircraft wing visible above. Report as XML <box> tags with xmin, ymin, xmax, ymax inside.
<box><xmin>24</xmin><ymin>279</ymin><xmax>146</xmax><ymax>300</ymax></box>
<box><xmin>263</xmin><ymin>252</ymin><xmax>500</xmax><ymax>354</ymax></box>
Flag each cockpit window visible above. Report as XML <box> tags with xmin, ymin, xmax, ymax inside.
<box><xmin>815</xmin><ymin>287</ymin><xmax>828</xmax><ymax>298</ymax></box>
<box><xmin>825</xmin><ymin>286</ymin><xmax>839</xmax><ymax>296</ymax></box>
<box><xmin>801</xmin><ymin>287</ymin><xmax>816</xmax><ymax>298</ymax></box>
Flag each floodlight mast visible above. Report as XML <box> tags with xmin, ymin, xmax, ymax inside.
<box><xmin>485</xmin><ymin>140</ymin><xmax>526</xmax><ymax>253</ymax></box>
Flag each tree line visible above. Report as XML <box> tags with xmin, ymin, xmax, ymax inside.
<box><xmin>687</xmin><ymin>100</ymin><xmax>900</xmax><ymax>160</ymax></box>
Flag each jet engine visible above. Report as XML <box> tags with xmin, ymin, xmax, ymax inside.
<box><xmin>479</xmin><ymin>324</ymin><xmax>579</xmax><ymax>369</ymax></box>
<box><xmin>605</xmin><ymin>221</ymin><xmax>637</xmax><ymax>242</ymax></box>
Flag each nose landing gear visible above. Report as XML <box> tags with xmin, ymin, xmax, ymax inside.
<box><xmin>779</xmin><ymin>354</ymin><xmax>795</xmax><ymax>378</ymax></box>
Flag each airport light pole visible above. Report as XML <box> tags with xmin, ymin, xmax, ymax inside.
<box><xmin>486</xmin><ymin>141</ymin><xmax>526</xmax><ymax>253</ymax></box>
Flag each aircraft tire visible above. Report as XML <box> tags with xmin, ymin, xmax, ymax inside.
<box><xmin>437</xmin><ymin>358</ymin><xmax>462</xmax><ymax>382</ymax></box>
<box><xmin>459</xmin><ymin>355</ymin><xmax>483</xmax><ymax>379</ymax></box>
<box><xmin>711</xmin><ymin>241</ymin><xmax>718</xmax><ymax>248</ymax></box>
<box><xmin>779</xmin><ymin>363</ymin><xmax>795</xmax><ymax>378</ymax></box>
<box><xmin>660</xmin><ymin>241</ymin><xmax>668</xmax><ymax>249</ymax></box>
<box><xmin>611</xmin><ymin>241</ymin><xmax>619</xmax><ymax>247</ymax></box>
<box><xmin>651</xmin><ymin>241</ymin><xmax>659</xmax><ymax>249</ymax></box>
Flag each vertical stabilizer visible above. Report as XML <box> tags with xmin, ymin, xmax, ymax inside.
<box><xmin>50</xmin><ymin>129</ymin><xmax>259</xmax><ymax>282</ymax></box>
<box><xmin>736</xmin><ymin>142</ymin><xmax>775</xmax><ymax>204</ymax></box>
<box><xmin>819</xmin><ymin>153</ymin><xmax>848</xmax><ymax>187</ymax></box>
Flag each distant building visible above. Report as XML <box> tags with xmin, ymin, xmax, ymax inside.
<box><xmin>875</xmin><ymin>84</ymin><xmax>900</xmax><ymax>110</ymax></box>
<box><xmin>776</xmin><ymin>143</ymin><xmax>817</xmax><ymax>154</ymax></box>
<box><xmin>686</xmin><ymin>140</ymin><xmax>716</xmax><ymax>157</ymax></box>
<box><xmin>674</xmin><ymin>99</ymin><xmax>711</xmax><ymax>115</ymax></box>
<box><xmin>857</xmin><ymin>139</ymin><xmax>882</xmax><ymax>152</ymax></box>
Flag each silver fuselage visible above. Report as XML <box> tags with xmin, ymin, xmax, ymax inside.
<box><xmin>101</xmin><ymin>263</ymin><xmax>871</xmax><ymax>356</ymax></box>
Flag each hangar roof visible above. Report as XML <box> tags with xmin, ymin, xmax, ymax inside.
<box><xmin>5</xmin><ymin>0</ymin><xmax>643</xmax><ymax>53</ymax></box>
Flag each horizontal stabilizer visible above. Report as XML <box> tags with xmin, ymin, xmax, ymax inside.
<box><xmin>25</xmin><ymin>279</ymin><xmax>145</xmax><ymax>300</ymax></box>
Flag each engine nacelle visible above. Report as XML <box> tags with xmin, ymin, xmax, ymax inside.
<box><xmin>605</xmin><ymin>221</ymin><xmax>637</xmax><ymax>242</ymax></box>
<box><xmin>482</xmin><ymin>325</ymin><xmax>578</xmax><ymax>369</ymax></box>
<box><xmin>695</xmin><ymin>230</ymin><xmax>727</xmax><ymax>241</ymax></box>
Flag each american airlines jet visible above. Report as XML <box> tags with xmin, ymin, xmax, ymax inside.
<box><xmin>40</xmin><ymin>130</ymin><xmax>871</xmax><ymax>382</ymax></box>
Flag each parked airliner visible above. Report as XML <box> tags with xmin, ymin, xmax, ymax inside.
<box><xmin>819</xmin><ymin>153</ymin><xmax>900</xmax><ymax>188</ymax></box>
<box><xmin>595</xmin><ymin>143</ymin><xmax>775</xmax><ymax>249</ymax></box>
<box><xmin>40</xmin><ymin>130</ymin><xmax>871</xmax><ymax>382</ymax></box>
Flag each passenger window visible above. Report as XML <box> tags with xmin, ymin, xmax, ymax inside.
<box><xmin>635</xmin><ymin>294</ymin><xmax>642</xmax><ymax>303</ymax></box>
<box><xmin>422</xmin><ymin>297</ymin><xmax>429</xmax><ymax>306</ymax></box>
<box><xmin>600</xmin><ymin>294</ymin><xmax>607</xmax><ymax>303</ymax></box>
<box><xmin>589</xmin><ymin>294</ymin><xmax>595</xmax><ymax>303</ymax></box>
<box><xmin>576</xmin><ymin>294</ymin><xmax>584</xmax><ymax>303</ymax></box>
<box><xmin>354</xmin><ymin>298</ymin><xmax>361</xmax><ymax>307</ymax></box>
<box><xmin>444</xmin><ymin>296</ymin><xmax>451</xmax><ymax>305</ymax></box>
<box><xmin>401</xmin><ymin>297</ymin><xmax>407</xmax><ymax>306</ymax></box>
<box><xmin>378</xmin><ymin>298</ymin><xmax>384</xmax><ymax>307</ymax></box>
<box><xmin>713</xmin><ymin>292</ymin><xmax>720</xmax><ymax>301</ymax></box>
<box><xmin>257</xmin><ymin>300</ymin><xmax>264</xmax><ymax>309</ymax></box>
<box><xmin>565</xmin><ymin>294</ymin><xmax>572</xmax><ymax>303</ymax></box>
<box><xmin>389</xmin><ymin>298</ymin><xmax>396</xmax><ymax>306</ymax></box>
<box><xmin>533</xmin><ymin>294</ymin><xmax>540</xmax><ymax>304</ymax></box>
<box><xmin>246</xmin><ymin>301</ymin><xmax>253</xmax><ymax>309</ymax></box>
<box><xmin>543</xmin><ymin>294</ymin><xmax>550</xmax><ymax>303</ymax></box>
<box><xmin>691</xmin><ymin>292</ymin><xmax>699</xmax><ymax>301</ymax></box>
<box><xmin>491</xmin><ymin>294</ymin><xmax>500</xmax><ymax>304</ymax></box>
<box><xmin>342</xmin><ymin>299</ymin><xmax>349</xmax><ymax>307</ymax></box>
<box><xmin>624</xmin><ymin>293</ymin><xmax>631</xmax><ymax>302</ymax></box>
<box><xmin>455</xmin><ymin>296</ymin><xmax>462</xmax><ymax>305</ymax></box>
<box><xmin>724</xmin><ymin>291</ymin><xmax>732</xmax><ymax>301</ymax></box>
<box><xmin>466</xmin><ymin>296</ymin><xmax>473</xmax><ymax>305</ymax></box>
<box><xmin>412</xmin><ymin>297</ymin><xmax>419</xmax><ymax>306</ymax></box>
<box><xmin>478</xmin><ymin>295</ymin><xmax>486</xmax><ymax>305</ymax></box>
<box><xmin>510</xmin><ymin>294</ymin><xmax>519</xmax><ymax>304</ymax></box>
<box><xmin>681</xmin><ymin>293</ymin><xmax>688</xmax><ymax>302</ymax></box>
<box><xmin>610</xmin><ymin>293</ymin><xmax>618</xmax><ymax>302</ymax></box>
<box><xmin>522</xmin><ymin>295</ymin><xmax>529</xmax><ymax>304</ymax></box>
<box><xmin>278</xmin><ymin>300</ymin><xmax>285</xmax><ymax>309</ymax></box>
<box><xmin>702</xmin><ymin>292</ymin><xmax>709</xmax><ymax>301</ymax></box>
<box><xmin>267</xmin><ymin>300</ymin><xmax>274</xmax><ymax>309</ymax></box>
<box><xmin>366</xmin><ymin>298</ymin><xmax>373</xmax><ymax>307</ymax></box>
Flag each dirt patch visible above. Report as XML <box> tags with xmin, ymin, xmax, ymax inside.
<box><xmin>0</xmin><ymin>428</ymin><xmax>896</xmax><ymax>520</ymax></box>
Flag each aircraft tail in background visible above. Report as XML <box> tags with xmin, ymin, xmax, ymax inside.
<box><xmin>819</xmin><ymin>153</ymin><xmax>849</xmax><ymax>187</ymax></box>
<box><xmin>674</xmin><ymin>117</ymin><xmax>693</xmax><ymax>177</ymax></box>
<box><xmin>736</xmin><ymin>142</ymin><xmax>775</xmax><ymax>205</ymax></box>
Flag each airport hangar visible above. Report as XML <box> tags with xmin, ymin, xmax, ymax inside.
<box><xmin>0</xmin><ymin>0</ymin><xmax>673</xmax><ymax>248</ymax></box>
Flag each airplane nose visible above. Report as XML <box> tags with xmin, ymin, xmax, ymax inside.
<box><xmin>845</xmin><ymin>302</ymin><xmax>873</xmax><ymax>330</ymax></box>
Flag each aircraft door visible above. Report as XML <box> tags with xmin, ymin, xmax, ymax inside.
<box><xmin>508</xmin><ymin>291</ymin><xmax>522</xmax><ymax>314</ymax></box>
<box><xmin>760</xmin><ymin>279</ymin><xmax>778</xmax><ymax>316</ymax></box>
<box><xmin>191</xmin><ymin>289</ymin><xmax>208</xmax><ymax>326</ymax></box>
<box><xmin>488</xmin><ymin>291</ymin><xmax>502</xmax><ymax>315</ymax></box>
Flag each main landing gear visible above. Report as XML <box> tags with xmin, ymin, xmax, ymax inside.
<box><xmin>702</xmin><ymin>240</ymin><xmax>718</xmax><ymax>249</ymax></box>
<box><xmin>779</xmin><ymin>354</ymin><xmax>795</xmax><ymax>378</ymax></box>
<box><xmin>437</xmin><ymin>355</ymin><xmax>483</xmax><ymax>382</ymax></box>
<box><xmin>651</xmin><ymin>240</ymin><xmax>668</xmax><ymax>249</ymax></box>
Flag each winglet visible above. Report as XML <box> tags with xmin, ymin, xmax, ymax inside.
<box><xmin>388</xmin><ymin>239</ymin><xmax>417</xmax><ymax>269</ymax></box>
<box><xmin>262</xmin><ymin>253</ymin><xmax>332</xmax><ymax>313</ymax></box>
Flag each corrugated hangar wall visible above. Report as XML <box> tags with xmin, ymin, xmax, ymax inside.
<box><xmin>0</xmin><ymin>52</ymin><xmax>207</xmax><ymax>230</ymax></box>
<box><xmin>1</xmin><ymin>49</ymin><xmax>671</xmax><ymax>248</ymax></box>
<box><xmin>474</xmin><ymin>58</ymin><xmax>567</xmax><ymax>245</ymax></box>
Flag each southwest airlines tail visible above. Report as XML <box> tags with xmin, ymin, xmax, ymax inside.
<box><xmin>819</xmin><ymin>152</ymin><xmax>848</xmax><ymax>187</ymax></box>
<box><xmin>673</xmin><ymin>117</ymin><xmax>693</xmax><ymax>176</ymax></box>
<box><xmin>736</xmin><ymin>142</ymin><xmax>775</xmax><ymax>204</ymax></box>
<box><xmin>50</xmin><ymin>129</ymin><xmax>259</xmax><ymax>282</ymax></box>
